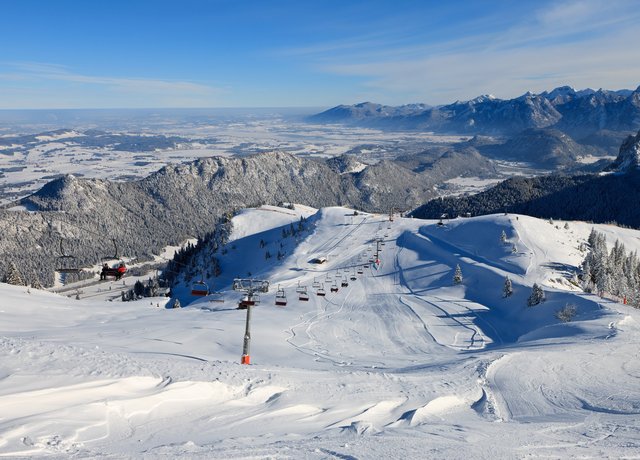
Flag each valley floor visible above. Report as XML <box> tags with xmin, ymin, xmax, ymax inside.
<box><xmin>1</xmin><ymin>208</ymin><xmax>639</xmax><ymax>458</ymax></box>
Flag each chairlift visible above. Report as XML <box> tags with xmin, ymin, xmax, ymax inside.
<box><xmin>102</xmin><ymin>238</ymin><xmax>121</xmax><ymax>261</ymax></box>
<box><xmin>350</xmin><ymin>270</ymin><xmax>357</xmax><ymax>281</ymax></box>
<box><xmin>296</xmin><ymin>281</ymin><xmax>306</xmax><ymax>293</ymax></box>
<box><xmin>298</xmin><ymin>286</ymin><xmax>309</xmax><ymax>301</ymax></box>
<box><xmin>99</xmin><ymin>261</ymin><xmax>127</xmax><ymax>280</ymax></box>
<box><xmin>330</xmin><ymin>283</ymin><xmax>339</xmax><ymax>293</ymax></box>
<box><xmin>312</xmin><ymin>278</ymin><xmax>321</xmax><ymax>289</ymax></box>
<box><xmin>341</xmin><ymin>277</ymin><xmax>349</xmax><ymax>287</ymax></box>
<box><xmin>238</xmin><ymin>294</ymin><xmax>259</xmax><ymax>309</ymax></box>
<box><xmin>56</xmin><ymin>239</ymin><xmax>81</xmax><ymax>274</ymax></box>
<box><xmin>191</xmin><ymin>280</ymin><xmax>209</xmax><ymax>297</ymax></box>
<box><xmin>275</xmin><ymin>285</ymin><xmax>287</xmax><ymax>307</ymax></box>
<box><xmin>325</xmin><ymin>273</ymin><xmax>332</xmax><ymax>282</ymax></box>
<box><xmin>357</xmin><ymin>266</ymin><xmax>364</xmax><ymax>275</ymax></box>
<box><xmin>316</xmin><ymin>283</ymin><xmax>326</xmax><ymax>297</ymax></box>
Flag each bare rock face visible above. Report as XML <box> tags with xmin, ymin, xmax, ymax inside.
<box><xmin>609</xmin><ymin>130</ymin><xmax>640</xmax><ymax>172</ymax></box>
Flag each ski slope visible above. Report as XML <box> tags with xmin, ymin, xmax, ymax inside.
<box><xmin>1</xmin><ymin>208</ymin><xmax>640</xmax><ymax>458</ymax></box>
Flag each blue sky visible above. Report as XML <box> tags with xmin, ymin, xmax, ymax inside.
<box><xmin>0</xmin><ymin>0</ymin><xmax>638</xmax><ymax>109</ymax></box>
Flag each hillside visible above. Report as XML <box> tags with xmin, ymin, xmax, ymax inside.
<box><xmin>1</xmin><ymin>208</ymin><xmax>639</xmax><ymax>458</ymax></box>
<box><xmin>411</xmin><ymin>129</ymin><xmax>640</xmax><ymax>226</ymax></box>
<box><xmin>0</xmin><ymin>151</ymin><xmax>439</xmax><ymax>286</ymax></box>
<box><xmin>478</xmin><ymin>128</ymin><xmax>596</xmax><ymax>168</ymax></box>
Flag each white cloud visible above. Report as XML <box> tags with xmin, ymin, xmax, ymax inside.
<box><xmin>0</xmin><ymin>62</ymin><xmax>223</xmax><ymax>108</ymax></box>
<box><xmin>296</xmin><ymin>1</ymin><xmax>640</xmax><ymax>104</ymax></box>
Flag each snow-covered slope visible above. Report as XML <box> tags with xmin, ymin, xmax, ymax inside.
<box><xmin>1</xmin><ymin>209</ymin><xmax>640</xmax><ymax>458</ymax></box>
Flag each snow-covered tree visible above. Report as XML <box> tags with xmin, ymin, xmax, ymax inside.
<box><xmin>453</xmin><ymin>264</ymin><xmax>463</xmax><ymax>284</ymax></box>
<box><xmin>587</xmin><ymin>227</ymin><xmax>598</xmax><ymax>249</ymax></box>
<box><xmin>500</xmin><ymin>230</ymin><xmax>507</xmax><ymax>244</ymax></box>
<box><xmin>31</xmin><ymin>272</ymin><xmax>44</xmax><ymax>290</ymax></box>
<box><xmin>3</xmin><ymin>262</ymin><xmax>25</xmax><ymax>286</ymax></box>
<box><xmin>172</xmin><ymin>298</ymin><xmax>181</xmax><ymax>309</ymax></box>
<box><xmin>503</xmin><ymin>277</ymin><xmax>513</xmax><ymax>297</ymax></box>
<box><xmin>555</xmin><ymin>303</ymin><xmax>577</xmax><ymax>322</ymax></box>
<box><xmin>527</xmin><ymin>283</ymin><xmax>545</xmax><ymax>306</ymax></box>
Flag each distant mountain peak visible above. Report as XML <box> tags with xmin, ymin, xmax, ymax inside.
<box><xmin>609</xmin><ymin>130</ymin><xmax>640</xmax><ymax>172</ymax></box>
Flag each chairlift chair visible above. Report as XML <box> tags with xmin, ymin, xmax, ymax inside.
<box><xmin>298</xmin><ymin>286</ymin><xmax>309</xmax><ymax>301</ymax></box>
<box><xmin>350</xmin><ymin>270</ymin><xmax>357</xmax><ymax>281</ymax></box>
<box><xmin>275</xmin><ymin>286</ymin><xmax>287</xmax><ymax>307</ymax></box>
<box><xmin>316</xmin><ymin>283</ymin><xmax>326</xmax><ymax>297</ymax></box>
<box><xmin>341</xmin><ymin>277</ymin><xmax>349</xmax><ymax>287</ymax></box>
<box><xmin>296</xmin><ymin>281</ymin><xmax>306</xmax><ymax>293</ymax></box>
<box><xmin>357</xmin><ymin>266</ymin><xmax>364</xmax><ymax>275</ymax></box>
<box><xmin>56</xmin><ymin>239</ymin><xmax>82</xmax><ymax>274</ymax></box>
<box><xmin>330</xmin><ymin>283</ymin><xmax>339</xmax><ymax>293</ymax></box>
<box><xmin>99</xmin><ymin>261</ymin><xmax>127</xmax><ymax>281</ymax></box>
<box><xmin>191</xmin><ymin>281</ymin><xmax>209</xmax><ymax>297</ymax></box>
<box><xmin>312</xmin><ymin>278</ymin><xmax>321</xmax><ymax>289</ymax></box>
<box><xmin>101</xmin><ymin>238</ymin><xmax>121</xmax><ymax>261</ymax></box>
<box><xmin>238</xmin><ymin>294</ymin><xmax>259</xmax><ymax>309</ymax></box>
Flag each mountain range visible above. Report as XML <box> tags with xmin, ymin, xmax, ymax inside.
<box><xmin>308</xmin><ymin>86</ymin><xmax>640</xmax><ymax>141</ymax></box>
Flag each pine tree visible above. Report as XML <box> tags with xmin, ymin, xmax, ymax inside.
<box><xmin>527</xmin><ymin>283</ymin><xmax>545</xmax><ymax>306</ymax></box>
<box><xmin>134</xmin><ymin>280</ymin><xmax>145</xmax><ymax>297</ymax></box>
<box><xmin>31</xmin><ymin>272</ymin><xmax>44</xmax><ymax>290</ymax></box>
<box><xmin>555</xmin><ymin>303</ymin><xmax>577</xmax><ymax>322</ymax></box>
<box><xmin>3</xmin><ymin>262</ymin><xmax>25</xmax><ymax>286</ymax></box>
<box><xmin>453</xmin><ymin>264</ymin><xmax>463</xmax><ymax>284</ymax></box>
<box><xmin>503</xmin><ymin>277</ymin><xmax>513</xmax><ymax>297</ymax></box>
<box><xmin>172</xmin><ymin>298</ymin><xmax>181</xmax><ymax>309</ymax></box>
<box><xmin>588</xmin><ymin>228</ymin><xmax>598</xmax><ymax>248</ymax></box>
<box><xmin>500</xmin><ymin>230</ymin><xmax>507</xmax><ymax>244</ymax></box>
<box><xmin>580</xmin><ymin>257</ymin><xmax>592</xmax><ymax>290</ymax></box>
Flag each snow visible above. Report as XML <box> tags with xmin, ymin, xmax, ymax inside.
<box><xmin>34</xmin><ymin>131</ymin><xmax>83</xmax><ymax>142</ymax></box>
<box><xmin>2</xmin><ymin>209</ymin><xmax>640</xmax><ymax>458</ymax></box>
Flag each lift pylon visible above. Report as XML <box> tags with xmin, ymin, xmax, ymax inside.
<box><xmin>232</xmin><ymin>278</ymin><xmax>269</xmax><ymax>365</ymax></box>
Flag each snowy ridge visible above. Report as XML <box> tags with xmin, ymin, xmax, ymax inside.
<box><xmin>1</xmin><ymin>208</ymin><xmax>640</xmax><ymax>458</ymax></box>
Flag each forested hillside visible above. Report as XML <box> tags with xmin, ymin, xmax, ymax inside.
<box><xmin>0</xmin><ymin>152</ymin><xmax>438</xmax><ymax>286</ymax></box>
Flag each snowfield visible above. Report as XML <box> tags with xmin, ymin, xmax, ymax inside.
<box><xmin>1</xmin><ymin>208</ymin><xmax>640</xmax><ymax>458</ymax></box>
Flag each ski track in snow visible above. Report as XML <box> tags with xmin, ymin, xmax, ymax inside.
<box><xmin>2</xmin><ymin>209</ymin><xmax>640</xmax><ymax>458</ymax></box>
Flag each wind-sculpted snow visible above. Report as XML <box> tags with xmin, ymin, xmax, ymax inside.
<box><xmin>2</xmin><ymin>209</ymin><xmax>640</xmax><ymax>457</ymax></box>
